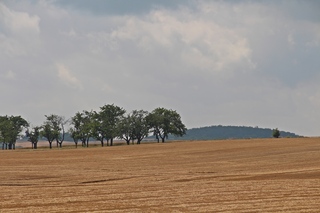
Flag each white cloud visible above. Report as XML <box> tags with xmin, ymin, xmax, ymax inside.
<box><xmin>105</xmin><ymin>8</ymin><xmax>254</xmax><ymax>74</ymax></box>
<box><xmin>5</xmin><ymin>70</ymin><xmax>16</xmax><ymax>80</ymax></box>
<box><xmin>287</xmin><ymin>34</ymin><xmax>295</xmax><ymax>46</ymax></box>
<box><xmin>56</xmin><ymin>64</ymin><xmax>82</xmax><ymax>90</ymax></box>
<box><xmin>0</xmin><ymin>34</ymin><xmax>23</xmax><ymax>57</ymax></box>
<box><xmin>0</xmin><ymin>2</ymin><xmax>41</xmax><ymax>57</ymax></box>
<box><xmin>0</xmin><ymin>70</ymin><xmax>17</xmax><ymax>80</ymax></box>
<box><xmin>101</xmin><ymin>83</ymin><xmax>114</xmax><ymax>93</ymax></box>
<box><xmin>0</xmin><ymin>2</ymin><xmax>40</xmax><ymax>33</ymax></box>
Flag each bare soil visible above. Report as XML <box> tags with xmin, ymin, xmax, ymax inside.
<box><xmin>1</xmin><ymin>138</ymin><xmax>320</xmax><ymax>212</ymax></box>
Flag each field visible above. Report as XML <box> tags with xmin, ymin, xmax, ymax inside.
<box><xmin>1</xmin><ymin>138</ymin><xmax>320</xmax><ymax>212</ymax></box>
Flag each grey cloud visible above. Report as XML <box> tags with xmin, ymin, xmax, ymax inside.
<box><xmin>53</xmin><ymin>0</ymin><xmax>188</xmax><ymax>16</ymax></box>
<box><xmin>0</xmin><ymin>0</ymin><xmax>319</xmax><ymax>136</ymax></box>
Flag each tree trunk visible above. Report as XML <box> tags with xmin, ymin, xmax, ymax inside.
<box><xmin>34</xmin><ymin>142</ymin><xmax>38</xmax><ymax>149</ymax></box>
<box><xmin>86</xmin><ymin>138</ymin><xmax>89</xmax><ymax>147</ymax></box>
<box><xmin>162</xmin><ymin>137</ymin><xmax>165</xmax><ymax>143</ymax></box>
<box><xmin>101</xmin><ymin>139</ymin><xmax>104</xmax><ymax>147</ymax></box>
<box><xmin>110</xmin><ymin>138</ymin><xmax>113</xmax><ymax>146</ymax></box>
<box><xmin>49</xmin><ymin>141</ymin><xmax>52</xmax><ymax>149</ymax></box>
<box><xmin>75</xmin><ymin>142</ymin><xmax>78</xmax><ymax>148</ymax></box>
<box><xmin>56</xmin><ymin>139</ymin><xmax>62</xmax><ymax>148</ymax></box>
<box><xmin>82</xmin><ymin>139</ymin><xmax>86</xmax><ymax>147</ymax></box>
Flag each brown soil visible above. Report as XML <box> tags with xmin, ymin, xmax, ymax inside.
<box><xmin>1</xmin><ymin>138</ymin><xmax>320</xmax><ymax>212</ymax></box>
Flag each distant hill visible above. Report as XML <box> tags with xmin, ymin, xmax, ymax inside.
<box><xmin>169</xmin><ymin>125</ymin><xmax>300</xmax><ymax>140</ymax></box>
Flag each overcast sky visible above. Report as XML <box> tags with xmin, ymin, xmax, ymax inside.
<box><xmin>1</xmin><ymin>0</ymin><xmax>319</xmax><ymax>136</ymax></box>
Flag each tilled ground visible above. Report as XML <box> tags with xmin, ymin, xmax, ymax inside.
<box><xmin>1</xmin><ymin>138</ymin><xmax>320</xmax><ymax>212</ymax></box>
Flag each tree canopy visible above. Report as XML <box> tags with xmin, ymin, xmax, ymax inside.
<box><xmin>69</xmin><ymin>111</ymin><xmax>95</xmax><ymax>148</ymax></box>
<box><xmin>1</xmin><ymin>105</ymin><xmax>187</xmax><ymax>149</ymax></box>
<box><xmin>0</xmin><ymin>115</ymin><xmax>29</xmax><ymax>150</ymax></box>
<box><xmin>118</xmin><ymin>110</ymin><xmax>149</xmax><ymax>145</ymax></box>
<box><xmin>25</xmin><ymin>126</ymin><xmax>41</xmax><ymax>149</ymax></box>
<box><xmin>146</xmin><ymin>107</ymin><xmax>187</xmax><ymax>143</ymax></box>
<box><xmin>40</xmin><ymin>114</ymin><xmax>66</xmax><ymax>149</ymax></box>
<box><xmin>98</xmin><ymin>104</ymin><xmax>126</xmax><ymax>146</ymax></box>
<box><xmin>272</xmin><ymin>128</ymin><xmax>280</xmax><ymax>138</ymax></box>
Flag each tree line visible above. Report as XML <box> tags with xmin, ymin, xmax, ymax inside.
<box><xmin>0</xmin><ymin>104</ymin><xmax>187</xmax><ymax>150</ymax></box>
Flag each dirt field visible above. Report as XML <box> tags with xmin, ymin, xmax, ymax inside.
<box><xmin>1</xmin><ymin>138</ymin><xmax>320</xmax><ymax>212</ymax></box>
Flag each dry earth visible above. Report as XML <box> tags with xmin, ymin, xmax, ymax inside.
<box><xmin>1</xmin><ymin>138</ymin><xmax>320</xmax><ymax>212</ymax></box>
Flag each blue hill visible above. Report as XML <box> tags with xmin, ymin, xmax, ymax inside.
<box><xmin>169</xmin><ymin>125</ymin><xmax>300</xmax><ymax>140</ymax></box>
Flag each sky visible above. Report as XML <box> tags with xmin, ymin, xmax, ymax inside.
<box><xmin>0</xmin><ymin>0</ymin><xmax>319</xmax><ymax>136</ymax></box>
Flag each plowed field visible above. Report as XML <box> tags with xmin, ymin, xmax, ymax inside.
<box><xmin>1</xmin><ymin>138</ymin><xmax>320</xmax><ymax>212</ymax></box>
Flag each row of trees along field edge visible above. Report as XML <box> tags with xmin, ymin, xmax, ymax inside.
<box><xmin>0</xmin><ymin>104</ymin><xmax>187</xmax><ymax>150</ymax></box>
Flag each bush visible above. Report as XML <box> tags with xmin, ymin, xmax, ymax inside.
<box><xmin>272</xmin><ymin>128</ymin><xmax>280</xmax><ymax>138</ymax></box>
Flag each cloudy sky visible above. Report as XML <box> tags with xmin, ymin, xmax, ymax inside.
<box><xmin>1</xmin><ymin>0</ymin><xmax>319</xmax><ymax>136</ymax></box>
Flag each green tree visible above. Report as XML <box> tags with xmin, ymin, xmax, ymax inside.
<box><xmin>118</xmin><ymin>113</ymin><xmax>134</xmax><ymax>145</ymax></box>
<box><xmin>41</xmin><ymin>114</ymin><xmax>66</xmax><ymax>149</ymax></box>
<box><xmin>0</xmin><ymin>115</ymin><xmax>29</xmax><ymax>150</ymax></box>
<box><xmin>91</xmin><ymin>110</ymin><xmax>108</xmax><ymax>147</ymax></box>
<box><xmin>98</xmin><ymin>104</ymin><xmax>126</xmax><ymax>146</ymax></box>
<box><xmin>0</xmin><ymin>116</ymin><xmax>10</xmax><ymax>150</ymax></box>
<box><xmin>69</xmin><ymin>111</ymin><xmax>94</xmax><ymax>147</ymax></box>
<box><xmin>146</xmin><ymin>108</ymin><xmax>186</xmax><ymax>143</ymax></box>
<box><xmin>272</xmin><ymin>128</ymin><xmax>280</xmax><ymax>138</ymax></box>
<box><xmin>40</xmin><ymin>123</ymin><xmax>56</xmax><ymax>149</ymax></box>
<box><xmin>25</xmin><ymin>126</ymin><xmax>41</xmax><ymax>149</ymax></box>
<box><xmin>69</xmin><ymin>126</ymin><xmax>80</xmax><ymax>148</ymax></box>
<box><xmin>131</xmin><ymin>110</ymin><xmax>149</xmax><ymax>144</ymax></box>
<box><xmin>104</xmin><ymin>109</ymin><xmax>149</xmax><ymax>145</ymax></box>
<box><xmin>69</xmin><ymin>113</ymin><xmax>82</xmax><ymax>148</ymax></box>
